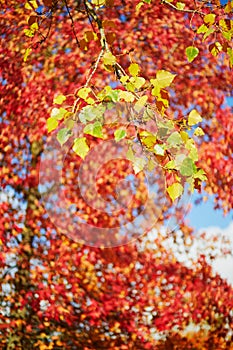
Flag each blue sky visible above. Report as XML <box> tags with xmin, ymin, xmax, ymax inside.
<box><xmin>187</xmin><ymin>192</ymin><xmax>233</xmax><ymax>229</ymax></box>
<box><xmin>188</xmin><ymin>96</ymin><xmax>233</xmax><ymax>230</ymax></box>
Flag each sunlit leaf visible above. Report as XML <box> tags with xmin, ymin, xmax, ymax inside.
<box><xmin>194</xmin><ymin>168</ymin><xmax>207</xmax><ymax>181</ymax></box>
<box><xmin>47</xmin><ymin>117</ymin><xmax>58</xmax><ymax>133</ymax></box>
<box><xmin>176</xmin><ymin>2</ymin><xmax>185</xmax><ymax>10</ymax></box>
<box><xmin>134</xmin><ymin>95</ymin><xmax>148</xmax><ymax>112</ymax></box>
<box><xmin>51</xmin><ymin>107</ymin><xmax>67</xmax><ymax>120</ymax></box>
<box><xmin>185</xmin><ymin>139</ymin><xmax>198</xmax><ymax>161</ymax></box>
<box><xmin>57</xmin><ymin>128</ymin><xmax>72</xmax><ymax>145</ymax></box>
<box><xmin>53</xmin><ymin>94</ymin><xmax>66</xmax><ymax>104</ymax></box>
<box><xmin>103</xmin><ymin>52</ymin><xmax>116</xmax><ymax>65</ymax></box>
<box><xmin>167</xmin><ymin>131</ymin><xmax>183</xmax><ymax>147</ymax></box>
<box><xmin>118</xmin><ymin>91</ymin><xmax>135</xmax><ymax>102</ymax></box>
<box><xmin>154</xmin><ymin>144</ymin><xmax>165</xmax><ymax>156</ymax></box>
<box><xmin>78</xmin><ymin>87</ymin><xmax>92</xmax><ymax>100</ymax></box>
<box><xmin>186</xmin><ymin>46</ymin><xmax>199</xmax><ymax>62</ymax></box>
<box><xmin>129</xmin><ymin>63</ymin><xmax>140</xmax><ymax>77</ymax></box>
<box><xmin>167</xmin><ymin>182</ymin><xmax>183</xmax><ymax>201</ymax></box>
<box><xmin>188</xmin><ymin>109</ymin><xmax>202</xmax><ymax>126</ymax></box>
<box><xmin>132</xmin><ymin>157</ymin><xmax>146</xmax><ymax>174</ymax></box>
<box><xmin>197</xmin><ymin>24</ymin><xmax>208</xmax><ymax>34</ymax></box>
<box><xmin>84</xmin><ymin>121</ymin><xmax>103</xmax><ymax>138</ymax></box>
<box><xmin>129</xmin><ymin>76</ymin><xmax>146</xmax><ymax>90</ymax></box>
<box><xmin>72</xmin><ymin>137</ymin><xmax>89</xmax><ymax>159</ymax></box>
<box><xmin>180</xmin><ymin>157</ymin><xmax>196</xmax><ymax>176</ymax></box>
<box><xmin>194</xmin><ymin>127</ymin><xmax>205</xmax><ymax>136</ymax></box>
<box><xmin>25</xmin><ymin>0</ymin><xmax>38</xmax><ymax>10</ymax></box>
<box><xmin>154</xmin><ymin>70</ymin><xmax>176</xmax><ymax>89</ymax></box>
<box><xmin>204</xmin><ymin>14</ymin><xmax>216</xmax><ymax>25</ymax></box>
<box><xmin>114</xmin><ymin>129</ymin><xmax>126</xmax><ymax>142</ymax></box>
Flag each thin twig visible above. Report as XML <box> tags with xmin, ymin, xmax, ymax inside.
<box><xmin>161</xmin><ymin>0</ymin><xmax>205</xmax><ymax>15</ymax></box>
<box><xmin>72</xmin><ymin>49</ymin><xmax>104</xmax><ymax>116</ymax></box>
<box><xmin>64</xmin><ymin>0</ymin><xmax>80</xmax><ymax>47</ymax></box>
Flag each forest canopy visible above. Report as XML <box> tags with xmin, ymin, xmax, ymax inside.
<box><xmin>0</xmin><ymin>0</ymin><xmax>233</xmax><ymax>349</ymax></box>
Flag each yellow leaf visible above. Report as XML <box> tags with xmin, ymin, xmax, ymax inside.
<box><xmin>156</xmin><ymin>70</ymin><xmax>176</xmax><ymax>88</ymax></box>
<box><xmin>188</xmin><ymin>109</ymin><xmax>202</xmax><ymax>126</ymax></box>
<box><xmin>103</xmin><ymin>51</ymin><xmax>116</xmax><ymax>66</ymax></box>
<box><xmin>225</xmin><ymin>1</ymin><xmax>233</xmax><ymax>13</ymax></box>
<box><xmin>134</xmin><ymin>95</ymin><xmax>148</xmax><ymax>112</ymax></box>
<box><xmin>53</xmin><ymin>94</ymin><xmax>66</xmax><ymax>104</ymax></box>
<box><xmin>167</xmin><ymin>182</ymin><xmax>183</xmax><ymax>201</ymax></box>
<box><xmin>120</xmin><ymin>75</ymin><xmax>129</xmax><ymax>84</ymax></box>
<box><xmin>180</xmin><ymin>131</ymin><xmax>189</xmax><ymax>142</ymax></box>
<box><xmin>129</xmin><ymin>63</ymin><xmax>140</xmax><ymax>77</ymax></box>
<box><xmin>130</xmin><ymin>76</ymin><xmax>146</xmax><ymax>89</ymax></box>
<box><xmin>194</xmin><ymin>127</ymin><xmax>205</xmax><ymax>136</ymax></box>
<box><xmin>118</xmin><ymin>91</ymin><xmax>135</xmax><ymax>102</ymax></box>
<box><xmin>91</xmin><ymin>0</ymin><xmax>106</xmax><ymax>7</ymax></box>
<box><xmin>204</xmin><ymin>14</ymin><xmax>216</xmax><ymax>25</ymax></box>
<box><xmin>25</xmin><ymin>0</ymin><xmax>38</xmax><ymax>10</ymax></box>
<box><xmin>78</xmin><ymin>87</ymin><xmax>91</xmax><ymax>100</ymax></box>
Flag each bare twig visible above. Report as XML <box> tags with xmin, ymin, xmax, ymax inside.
<box><xmin>64</xmin><ymin>0</ymin><xmax>80</xmax><ymax>47</ymax></box>
<box><xmin>161</xmin><ymin>0</ymin><xmax>205</xmax><ymax>15</ymax></box>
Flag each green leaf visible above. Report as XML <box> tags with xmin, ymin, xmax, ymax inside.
<box><xmin>126</xmin><ymin>146</ymin><xmax>134</xmax><ymax>161</ymax></box>
<box><xmin>72</xmin><ymin>137</ymin><xmax>89</xmax><ymax>159</ymax></box>
<box><xmin>176</xmin><ymin>2</ymin><xmax>185</xmax><ymax>10</ymax></box>
<box><xmin>180</xmin><ymin>157</ymin><xmax>196</xmax><ymax>176</ymax></box>
<box><xmin>185</xmin><ymin>139</ymin><xmax>198</xmax><ymax>161</ymax></box>
<box><xmin>227</xmin><ymin>48</ymin><xmax>233</xmax><ymax>68</ymax></box>
<box><xmin>114</xmin><ymin>129</ymin><xmax>126</xmax><ymax>142</ymax></box>
<box><xmin>129</xmin><ymin>63</ymin><xmax>140</xmax><ymax>77</ymax></box>
<box><xmin>134</xmin><ymin>95</ymin><xmax>148</xmax><ymax>112</ymax></box>
<box><xmin>197</xmin><ymin>24</ymin><xmax>208</xmax><ymax>34</ymax></box>
<box><xmin>188</xmin><ymin>109</ymin><xmax>202</xmax><ymax>126</ymax></box>
<box><xmin>53</xmin><ymin>94</ymin><xmax>66</xmax><ymax>104</ymax></box>
<box><xmin>154</xmin><ymin>144</ymin><xmax>165</xmax><ymax>156</ymax></box>
<box><xmin>65</xmin><ymin>118</ymin><xmax>75</xmax><ymax>130</ymax></box>
<box><xmin>194</xmin><ymin>169</ymin><xmax>207</xmax><ymax>181</ymax></box>
<box><xmin>47</xmin><ymin>117</ymin><xmax>58</xmax><ymax>133</ymax></box>
<box><xmin>154</xmin><ymin>70</ymin><xmax>176</xmax><ymax>88</ymax></box>
<box><xmin>167</xmin><ymin>183</ymin><xmax>183</xmax><ymax>201</ymax></box>
<box><xmin>165</xmin><ymin>160</ymin><xmax>176</xmax><ymax>169</ymax></box>
<box><xmin>186</xmin><ymin>46</ymin><xmax>199</xmax><ymax>62</ymax></box>
<box><xmin>167</xmin><ymin>131</ymin><xmax>183</xmax><ymax>147</ymax></box>
<box><xmin>118</xmin><ymin>90</ymin><xmax>135</xmax><ymax>102</ymax></box>
<box><xmin>51</xmin><ymin>107</ymin><xmax>67</xmax><ymax>120</ymax></box>
<box><xmin>203</xmin><ymin>27</ymin><xmax>215</xmax><ymax>41</ymax></box>
<box><xmin>79</xmin><ymin>104</ymin><xmax>106</xmax><ymax>124</ymax></box>
<box><xmin>57</xmin><ymin>128</ymin><xmax>72</xmax><ymax>146</ymax></box>
<box><xmin>132</xmin><ymin>157</ymin><xmax>146</xmax><ymax>174</ymax></box>
<box><xmin>84</xmin><ymin>121</ymin><xmax>103</xmax><ymax>138</ymax></box>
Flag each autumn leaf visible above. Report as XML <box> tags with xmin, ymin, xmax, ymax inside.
<box><xmin>167</xmin><ymin>182</ymin><xmax>183</xmax><ymax>201</ymax></box>
<box><xmin>188</xmin><ymin>109</ymin><xmax>202</xmax><ymax>126</ymax></box>
<box><xmin>72</xmin><ymin>137</ymin><xmax>90</xmax><ymax>159</ymax></box>
<box><xmin>186</xmin><ymin>46</ymin><xmax>199</xmax><ymax>62</ymax></box>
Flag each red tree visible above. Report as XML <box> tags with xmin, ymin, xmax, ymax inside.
<box><xmin>0</xmin><ymin>0</ymin><xmax>233</xmax><ymax>349</ymax></box>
